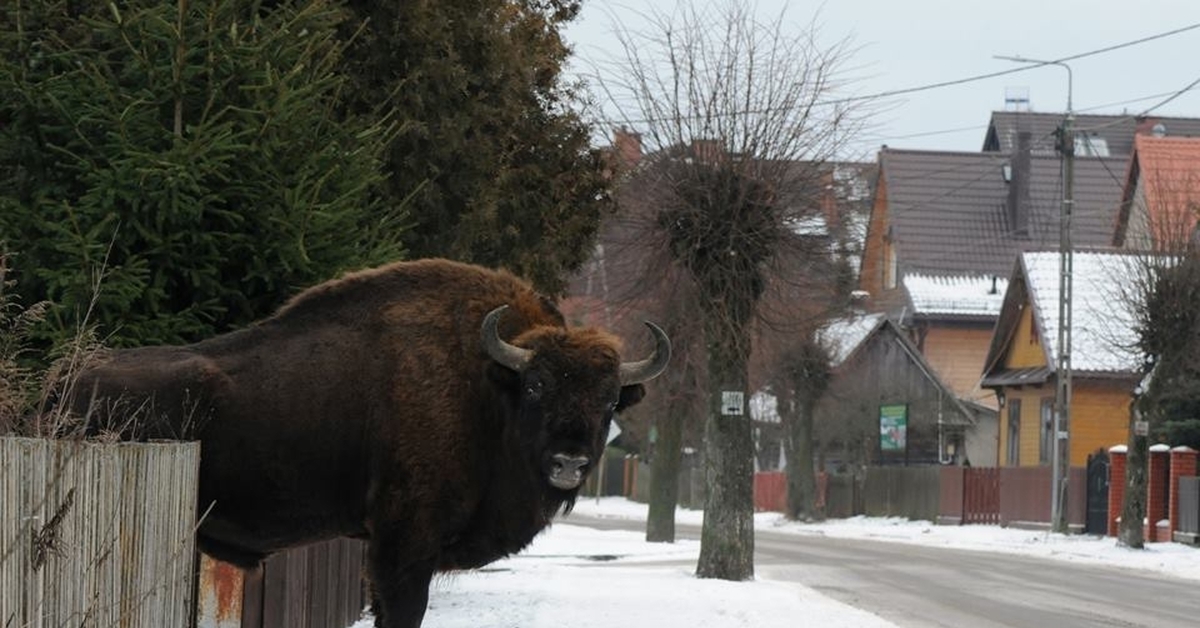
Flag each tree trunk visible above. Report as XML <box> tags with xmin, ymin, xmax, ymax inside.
<box><xmin>1118</xmin><ymin>406</ymin><xmax>1148</xmax><ymax>548</ymax></box>
<box><xmin>784</xmin><ymin>397</ymin><xmax>820</xmax><ymax>521</ymax></box>
<box><xmin>646</xmin><ymin>398</ymin><xmax>685</xmax><ymax>542</ymax></box>
<box><xmin>696</xmin><ymin>312</ymin><xmax>754</xmax><ymax>581</ymax></box>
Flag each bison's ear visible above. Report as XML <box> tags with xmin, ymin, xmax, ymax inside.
<box><xmin>616</xmin><ymin>384</ymin><xmax>645</xmax><ymax>412</ymax></box>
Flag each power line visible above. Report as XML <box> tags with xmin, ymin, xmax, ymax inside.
<box><xmin>591</xmin><ymin>21</ymin><xmax>1200</xmax><ymax>128</ymax></box>
<box><xmin>860</xmin><ymin>80</ymin><xmax>1200</xmax><ymax>147</ymax></box>
<box><xmin>1076</xmin><ymin>85</ymin><xmax>1200</xmax><ymax>114</ymax></box>
<box><xmin>827</xmin><ymin>21</ymin><xmax>1200</xmax><ymax>106</ymax></box>
<box><xmin>1074</xmin><ymin>73</ymin><xmax>1200</xmax><ymax>134</ymax></box>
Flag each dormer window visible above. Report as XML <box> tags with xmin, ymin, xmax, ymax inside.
<box><xmin>1074</xmin><ymin>135</ymin><xmax>1109</xmax><ymax>157</ymax></box>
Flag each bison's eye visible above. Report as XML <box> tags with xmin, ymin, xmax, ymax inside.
<box><xmin>524</xmin><ymin>379</ymin><xmax>543</xmax><ymax>402</ymax></box>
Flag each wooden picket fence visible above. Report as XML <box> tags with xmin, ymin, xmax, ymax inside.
<box><xmin>0</xmin><ymin>436</ymin><xmax>200</xmax><ymax>628</ymax></box>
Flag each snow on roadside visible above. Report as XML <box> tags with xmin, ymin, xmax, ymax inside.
<box><xmin>569</xmin><ymin>497</ymin><xmax>1200</xmax><ymax>582</ymax></box>
<box><xmin>349</xmin><ymin>497</ymin><xmax>1199</xmax><ymax>627</ymax></box>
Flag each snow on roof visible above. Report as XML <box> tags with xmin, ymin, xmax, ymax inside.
<box><xmin>904</xmin><ymin>273</ymin><xmax>1007</xmax><ymax>317</ymax></box>
<box><xmin>785</xmin><ymin>214</ymin><xmax>829</xmax><ymax>237</ymax></box>
<box><xmin>818</xmin><ymin>312</ymin><xmax>885</xmax><ymax>366</ymax></box>
<box><xmin>1022</xmin><ymin>251</ymin><xmax>1142</xmax><ymax>374</ymax></box>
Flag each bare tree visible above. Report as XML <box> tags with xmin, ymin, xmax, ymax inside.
<box><xmin>1114</xmin><ymin>164</ymin><xmax>1200</xmax><ymax>548</ymax></box>
<box><xmin>644</xmin><ymin>286</ymin><xmax>706</xmax><ymax>542</ymax></box>
<box><xmin>589</xmin><ymin>0</ymin><xmax>868</xmax><ymax>580</ymax></box>
<box><xmin>770</xmin><ymin>334</ymin><xmax>832</xmax><ymax>521</ymax></box>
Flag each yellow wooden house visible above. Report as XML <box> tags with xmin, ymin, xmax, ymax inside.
<box><xmin>980</xmin><ymin>251</ymin><xmax>1143</xmax><ymax>468</ymax></box>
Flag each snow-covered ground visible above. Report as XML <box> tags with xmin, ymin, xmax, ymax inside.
<box><xmin>349</xmin><ymin>498</ymin><xmax>1200</xmax><ymax>628</ymax></box>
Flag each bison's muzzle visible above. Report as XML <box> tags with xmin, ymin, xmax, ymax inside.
<box><xmin>547</xmin><ymin>454</ymin><xmax>590</xmax><ymax>490</ymax></box>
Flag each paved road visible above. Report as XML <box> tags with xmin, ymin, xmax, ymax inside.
<box><xmin>567</xmin><ymin>515</ymin><xmax>1197</xmax><ymax>628</ymax></box>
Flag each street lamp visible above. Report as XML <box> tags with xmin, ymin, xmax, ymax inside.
<box><xmin>994</xmin><ymin>54</ymin><xmax>1074</xmax><ymax>534</ymax></box>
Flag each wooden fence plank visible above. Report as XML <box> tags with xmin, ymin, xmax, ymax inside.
<box><xmin>0</xmin><ymin>437</ymin><xmax>199</xmax><ymax>628</ymax></box>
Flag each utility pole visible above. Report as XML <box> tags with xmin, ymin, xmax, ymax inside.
<box><xmin>995</xmin><ymin>55</ymin><xmax>1074</xmax><ymax>533</ymax></box>
<box><xmin>1053</xmin><ymin>111</ymin><xmax>1074</xmax><ymax>534</ymax></box>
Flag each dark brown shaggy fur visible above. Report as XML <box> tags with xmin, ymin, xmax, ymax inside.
<box><xmin>72</xmin><ymin>258</ymin><xmax>657</xmax><ymax>628</ymax></box>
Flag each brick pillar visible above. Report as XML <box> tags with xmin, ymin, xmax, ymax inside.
<box><xmin>1107</xmin><ymin>445</ymin><xmax>1127</xmax><ymax>537</ymax></box>
<box><xmin>1169</xmin><ymin>446</ymin><xmax>1199</xmax><ymax>542</ymax></box>
<box><xmin>1146</xmin><ymin>444</ymin><xmax>1171</xmax><ymax>542</ymax></box>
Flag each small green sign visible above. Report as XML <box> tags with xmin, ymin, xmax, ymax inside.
<box><xmin>879</xmin><ymin>404</ymin><xmax>908</xmax><ymax>452</ymax></box>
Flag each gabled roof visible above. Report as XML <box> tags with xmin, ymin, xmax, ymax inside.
<box><xmin>819</xmin><ymin>312</ymin><xmax>886</xmax><ymax>366</ymax></box>
<box><xmin>819</xmin><ymin>313</ymin><xmax>975</xmax><ymax>427</ymax></box>
<box><xmin>984</xmin><ymin>111</ymin><xmax>1200</xmax><ymax>156</ymax></box>
<box><xmin>982</xmin><ymin>251</ymin><xmax>1143</xmax><ymax>385</ymax></box>
<box><xmin>880</xmin><ymin>148</ymin><xmax>1124</xmax><ymax>278</ymax></box>
<box><xmin>1113</xmin><ymin>135</ymin><xmax>1200</xmax><ymax>247</ymax></box>
<box><xmin>904</xmin><ymin>273</ymin><xmax>1007</xmax><ymax>320</ymax></box>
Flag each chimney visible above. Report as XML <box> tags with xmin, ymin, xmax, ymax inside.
<box><xmin>1135</xmin><ymin>117</ymin><xmax>1165</xmax><ymax>137</ymax></box>
<box><xmin>849</xmin><ymin>290</ymin><xmax>870</xmax><ymax>314</ymax></box>
<box><xmin>612</xmin><ymin>127</ymin><xmax>642</xmax><ymax>169</ymax></box>
<box><xmin>1006</xmin><ymin>131</ymin><xmax>1032</xmax><ymax>237</ymax></box>
<box><xmin>690</xmin><ymin>138</ymin><xmax>723</xmax><ymax>165</ymax></box>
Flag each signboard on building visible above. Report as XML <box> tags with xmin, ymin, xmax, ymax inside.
<box><xmin>879</xmin><ymin>404</ymin><xmax>908</xmax><ymax>452</ymax></box>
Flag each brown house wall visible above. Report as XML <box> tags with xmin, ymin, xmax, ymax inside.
<box><xmin>996</xmin><ymin>385</ymin><xmax>1054</xmax><ymax>468</ymax></box>
<box><xmin>860</xmin><ymin>172</ymin><xmax>889</xmax><ymax>298</ymax></box>
<box><xmin>921</xmin><ymin>324</ymin><xmax>996</xmax><ymax>408</ymax></box>
<box><xmin>1070</xmin><ymin>381</ymin><xmax>1133</xmax><ymax>466</ymax></box>
<box><xmin>1007</xmin><ymin>305</ymin><xmax>1045</xmax><ymax>368</ymax></box>
<box><xmin>996</xmin><ymin>381</ymin><xmax>1134</xmax><ymax>468</ymax></box>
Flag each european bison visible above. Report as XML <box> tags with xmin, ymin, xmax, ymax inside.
<box><xmin>73</xmin><ymin>258</ymin><xmax>670</xmax><ymax>627</ymax></box>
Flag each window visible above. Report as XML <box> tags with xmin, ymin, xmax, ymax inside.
<box><xmin>1075</xmin><ymin>135</ymin><xmax>1110</xmax><ymax>157</ymax></box>
<box><xmin>884</xmin><ymin>241</ymin><xmax>897</xmax><ymax>290</ymax></box>
<box><xmin>1039</xmin><ymin>398</ymin><xmax>1054</xmax><ymax>465</ymax></box>
<box><xmin>1006</xmin><ymin>399</ymin><xmax>1021</xmax><ymax>466</ymax></box>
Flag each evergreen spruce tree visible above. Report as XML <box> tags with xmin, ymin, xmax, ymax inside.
<box><xmin>0</xmin><ymin>0</ymin><xmax>406</xmax><ymax>348</ymax></box>
<box><xmin>336</xmin><ymin>0</ymin><xmax>610</xmax><ymax>294</ymax></box>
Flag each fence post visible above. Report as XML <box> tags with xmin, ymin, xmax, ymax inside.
<box><xmin>196</xmin><ymin>555</ymin><xmax>246</xmax><ymax>628</ymax></box>
<box><xmin>1107</xmin><ymin>445</ymin><xmax>1126</xmax><ymax>537</ymax></box>
<box><xmin>1169</xmin><ymin>446</ymin><xmax>1198</xmax><ymax>542</ymax></box>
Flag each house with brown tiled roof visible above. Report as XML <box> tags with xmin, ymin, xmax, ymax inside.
<box><xmin>984</xmin><ymin>111</ymin><xmax>1200</xmax><ymax>157</ymax></box>
<box><xmin>859</xmin><ymin>124</ymin><xmax>1129</xmax><ymax>465</ymax></box>
<box><xmin>980</xmin><ymin>251</ymin><xmax>1143</xmax><ymax>470</ymax></box>
<box><xmin>1113</xmin><ymin>134</ymin><xmax>1200</xmax><ymax>250</ymax></box>
<box><xmin>861</xmin><ymin>139</ymin><xmax>1124</xmax><ymax>359</ymax></box>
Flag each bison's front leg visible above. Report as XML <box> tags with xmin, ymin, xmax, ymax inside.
<box><xmin>368</xmin><ymin>535</ymin><xmax>437</xmax><ymax>628</ymax></box>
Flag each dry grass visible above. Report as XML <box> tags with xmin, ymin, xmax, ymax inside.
<box><xmin>0</xmin><ymin>252</ymin><xmax>114</xmax><ymax>440</ymax></box>
<box><xmin>1</xmin><ymin>254</ymin><xmax>201</xmax><ymax>628</ymax></box>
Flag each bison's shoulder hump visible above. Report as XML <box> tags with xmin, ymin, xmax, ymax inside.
<box><xmin>274</xmin><ymin>259</ymin><xmax>554</xmax><ymax>325</ymax></box>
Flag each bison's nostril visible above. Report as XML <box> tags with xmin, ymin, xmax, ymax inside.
<box><xmin>551</xmin><ymin>454</ymin><xmax>590</xmax><ymax>473</ymax></box>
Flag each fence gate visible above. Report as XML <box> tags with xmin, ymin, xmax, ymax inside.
<box><xmin>962</xmin><ymin>467</ymin><xmax>1000</xmax><ymax>524</ymax></box>
<box><xmin>1085</xmin><ymin>451</ymin><xmax>1109</xmax><ymax>535</ymax></box>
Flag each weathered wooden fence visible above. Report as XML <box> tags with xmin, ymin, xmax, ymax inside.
<box><xmin>862</xmin><ymin>466</ymin><xmax>942</xmax><ymax>521</ymax></box>
<box><xmin>198</xmin><ymin>538</ymin><xmax>369</xmax><ymax>628</ymax></box>
<box><xmin>752</xmin><ymin>465</ymin><xmax>1089</xmax><ymax>531</ymax></box>
<box><xmin>0</xmin><ymin>436</ymin><xmax>200</xmax><ymax>628</ymax></box>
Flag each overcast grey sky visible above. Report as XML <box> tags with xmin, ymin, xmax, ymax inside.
<box><xmin>564</xmin><ymin>0</ymin><xmax>1200</xmax><ymax>159</ymax></box>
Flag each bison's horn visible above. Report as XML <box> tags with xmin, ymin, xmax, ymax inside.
<box><xmin>619</xmin><ymin>322</ymin><xmax>672</xmax><ymax>385</ymax></box>
<box><xmin>482</xmin><ymin>306</ymin><xmax>533</xmax><ymax>372</ymax></box>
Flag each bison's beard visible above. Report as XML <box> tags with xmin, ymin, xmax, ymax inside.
<box><xmin>547</xmin><ymin>489</ymin><xmax>579</xmax><ymax>518</ymax></box>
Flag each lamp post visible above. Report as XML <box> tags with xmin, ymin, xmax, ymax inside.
<box><xmin>994</xmin><ymin>55</ymin><xmax>1074</xmax><ymax>534</ymax></box>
